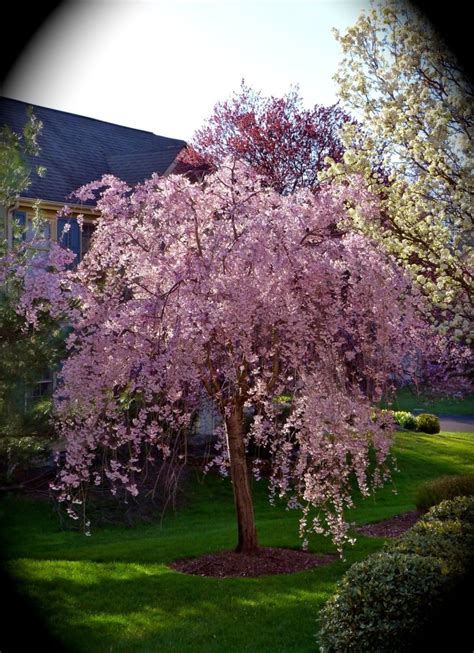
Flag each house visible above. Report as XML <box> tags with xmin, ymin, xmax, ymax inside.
<box><xmin>0</xmin><ymin>96</ymin><xmax>187</xmax><ymax>261</ymax></box>
<box><xmin>0</xmin><ymin>97</ymin><xmax>187</xmax><ymax>411</ymax></box>
<box><xmin>1</xmin><ymin>97</ymin><xmax>217</xmax><ymax>450</ymax></box>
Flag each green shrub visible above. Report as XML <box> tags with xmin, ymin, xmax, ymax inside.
<box><xmin>391</xmin><ymin>497</ymin><xmax>474</xmax><ymax>571</ymax></box>
<box><xmin>0</xmin><ymin>435</ymin><xmax>53</xmax><ymax>483</ymax></box>
<box><xmin>416</xmin><ymin>475</ymin><xmax>474</xmax><ymax>512</ymax></box>
<box><xmin>393</xmin><ymin>410</ymin><xmax>417</xmax><ymax>429</ymax></box>
<box><xmin>318</xmin><ymin>497</ymin><xmax>474</xmax><ymax>652</ymax></box>
<box><xmin>421</xmin><ymin>495</ymin><xmax>474</xmax><ymax>528</ymax></box>
<box><xmin>416</xmin><ymin>413</ymin><xmax>440</xmax><ymax>434</ymax></box>
<box><xmin>390</xmin><ymin>519</ymin><xmax>473</xmax><ymax>575</ymax></box>
<box><xmin>318</xmin><ymin>552</ymin><xmax>446</xmax><ymax>653</ymax></box>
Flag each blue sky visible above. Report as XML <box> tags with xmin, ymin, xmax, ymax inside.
<box><xmin>3</xmin><ymin>0</ymin><xmax>370</xmax><ymax>141</ymax></box>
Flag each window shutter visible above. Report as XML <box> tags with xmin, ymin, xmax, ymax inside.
<box><xmin>69</xmin><ymin>219</ymin><xmax>81</xmax><ymax>260</ymax></box>
<box><xmin>57</xmin><ymin>217</ymin><xmax>81</xmax><ymax>264</ymax></box>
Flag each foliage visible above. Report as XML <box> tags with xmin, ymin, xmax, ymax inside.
<box><xmin>391</xmin><ymin>496</ymin><xmax>474</xmax><ymax>575</ymax></box>
<box><xmin>0</xmin><ymin>280</ymin><xmax>66</xmax><ymax>439</ymax></box>
<box><xmin>0</xmin><ymin>288</ymin><xmax>61</xmax><ymax>470</ymax></box>
<box><xmin>319</xmin><ymin>496</ymin><xmax>474</xmax><ymax>652</ymax></box>
<box><xmin>318</xmin><ymin>552</ymin><xmax>446</xmax><ymax>653</ymax></box>
<box><xmin>416</xmin><ymin>413</ymin><xmax>440</xmax><ymax>434</ymax></box>
<box><xmin>0</xmin><ymin>106</ymin><xmax>44</xmax><ymax>209</ymax></box>
<box><xmin>392</xmin><ymin>410</ymin><xmax>416</xmax><ymax>429</ymax></box>
<box><xmin>0</xmin><ymin>435</ymin><xmax>53</xmax><ymax>483</ymax></box>
<box><xmin>0</xmin><ymin>108</ymin><xmax>68</xmax><ymax>448</ymax></box>
<box><xmin>181</xmin><ymin>81</ymin><xmax>349</xmax><ymax>194</ymax></box>
<box><xmin>416</xmin><ymin>474</ymin><xmax>474</xmax><ymax>512</ymax></box>
<box><xmin>390</xmin><ymin>518</ymin><xmax>473</xmax><ymax>575</ymax></box>
<box><xmin>10</xmin><ymin>161</ymin><xmax>441</xmax><ymax>552</ymax></box>
<box><xmin>329</xmin><ymin>0</ymin><xmax>473</xmax><ymax>347</ymax></box>
<box><xmin>421</xmin><ymin>495</ymin><xmax>474</xmax><ymax>527</ymax></box>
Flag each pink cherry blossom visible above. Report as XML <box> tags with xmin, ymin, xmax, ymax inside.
<box><xmin>8</xmin><ymin>160</ymin><xmax>453</xmax><ymax>553</ymax></box>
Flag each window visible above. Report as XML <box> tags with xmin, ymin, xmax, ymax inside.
<box><xmin>31</xmin><ymin>378</ymin><xmax>54</xmax><ymax>400</ymax></box>
<box><xmin>81</xmin><ymin>222</ymin><xmax>96</xmax><ymax>257</ymax></box>
<box><xmin>57</xmin><ymin>217</ymin><xmax>95</xmax><ymax>263</ymax></box>
<box><xmin>13</xmin><ymin>210</ymin><xmax>26</xmax><ymax>242</ymax></box>
<box><xmin>26</xmin><ymin>368</ymin><xmax>55</xmax><ymax>406</ymax></box>
<box><xmin>13</xmin><ymin>210</ymin><xmax>51</xmax><ymax>244</ymax></box>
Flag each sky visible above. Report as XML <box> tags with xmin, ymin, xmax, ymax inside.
<box><xmin>2</xmin><ymin>0</ymin><xmax>370</xmax><ymax>142</ymax></box>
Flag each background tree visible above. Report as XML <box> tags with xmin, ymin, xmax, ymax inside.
<box><xmin>327</xmin><ymin>0</ymin><xmax>473</xmax><ymax>343</ymax></box>
<box><xmin>0</xmin><ymin>108</ymin><xmax>65</xmax><ymax>480</ymax></box>
<box><xmin>16</xmin><ymin>162</ymin><xmax>437</xmax><ymax>554</ymax></box>
<box><xmin>0</xmin><ymin>106</ymin><xmax>44</xmax><ymax>217</ymax></box>
<box><xmin>179</xmin><ymin>81</ymin><xmax>349</xmax><ymax>194</ymax></box>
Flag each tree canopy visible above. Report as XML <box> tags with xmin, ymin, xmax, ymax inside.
<box><xmin>0</xmin><ymin>106</ymin><xmax>44</xmax><ymax>210</ymax></box>
<box><xmin>10</xmin><ymin>161</ymin><xmax>442</xmax><ymax>553</ymax></box>
<box><xmin>327</xmin><ymin>0</ymin><xmax>473</xmax><ymax>342</ymax></box>
<box><xmin>0</xmin><ymin>108</ymin><xmax>62</xmax><ymax>446</ymax></box>
<box><xmin>180</xmin><ymin>82</ymin><xmax>348</xmax><ymax>195</ymax></box>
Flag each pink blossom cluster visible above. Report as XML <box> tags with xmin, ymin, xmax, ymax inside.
<box><xmin>1</xmin><ymin>239</ymin><xmax>82</xmax><ymax>327</ymax></box>
<box><xmin>11</xmin><ymin>162</ymin><xmax>439</xmax><ymax>550</ymax></box>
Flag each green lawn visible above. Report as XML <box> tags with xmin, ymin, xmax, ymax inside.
<box><xmin>1</xmin><ymin>430</ymin><xmax>473</xmax><ymax>652</ymax></box>
<box><xmin>382</xmin><ymin>386</ymin><xmax>474</xmax><ymax>415</ymax></box>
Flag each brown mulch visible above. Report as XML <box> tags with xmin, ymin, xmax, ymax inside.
<box><xmin>169</xmin><ymin>546</ymin><xmax>337</xmax><ymax>577</ymax></box>
<box><xmin>355</xmin><ymin>510</ymin><xmax>421</xmax><ymax>538</ymax></box>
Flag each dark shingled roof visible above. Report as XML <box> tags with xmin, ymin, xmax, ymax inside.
<box><xmin>0</xmin><ymin>97</ymin><xmax>187</xmax><ymax>204</ymax></box>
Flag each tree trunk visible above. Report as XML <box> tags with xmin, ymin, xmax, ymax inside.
<box><xmin>225</xmin><ymin>402</ymin><xmax>259</xmax><ymax>554</ymax></box>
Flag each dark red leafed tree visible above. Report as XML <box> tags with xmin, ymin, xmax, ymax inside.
<box><xmin>178</xmin><ymin>82</ymin><xmax>349</xmax><ymax>194</ymax></box>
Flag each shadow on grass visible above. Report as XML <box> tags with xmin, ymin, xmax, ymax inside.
<box><xmin>5</xmin><ymin>558</ymin><xmax>343</xmax><ymax>653</ymax></box>
<box><xmin>0</xmin><ymin>565</ymin><xmax>65</xmax><ymax>653</ymax></box>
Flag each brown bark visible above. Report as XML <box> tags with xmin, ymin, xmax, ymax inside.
<box><xmin>225</xmin><ymin>402</ymin><xmax>258</xmax><ymax>554</ymax></box>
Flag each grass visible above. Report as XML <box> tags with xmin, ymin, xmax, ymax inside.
<box><xmin>1</xmin><ymin>430</ymin><xmax>473</xmax><ymax>652</ymax></box>
<box><xmin>381</xmin><ymin>386</ymin><xmax>474</xmax><ymax>415</ymax></box>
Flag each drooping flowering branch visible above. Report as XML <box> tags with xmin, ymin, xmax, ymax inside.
<box><xmin>13</xmin><ymin>162</ymin><xmax>444</xmax><ymax>552</ymax></box>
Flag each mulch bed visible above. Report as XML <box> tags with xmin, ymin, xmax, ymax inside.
<box><xmin>169</xmin><ymin>546</ymin><xmax>337</xmax><ymax>577</ymax></box>
<box><xmin>355</xmin><ymin>510</ymin><xmax>421</xmax><ymax>538</ymax></box>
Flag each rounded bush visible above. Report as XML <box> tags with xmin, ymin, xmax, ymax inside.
<box><xmin>390</xmin><ymin>519</ymin><xmax>473</xmax><ymax>575</ymax></box>
<box><xmin>395</xmin><ymin>497</ymin><xmax>474</xmax><ymax>564</ymax></box>
<box><xmin>416</xmin><ymin>413</ymin><xmax>440</xmax><ymax>434</ymax></box>
<box><xmin>416</xmin><ymin>475</ymin><xmax>474</xmax><ymax>512</ymax></box>
<box><xmin>421</xmin><ymin>495</ymin><xmax>474</xmax><ymax>527</ymax></box>
<box><xmin>318</xmin><ymin>498</ymin><xmax>474</xmax><ymax>652</ymax></box>
<box><xmin>393</xmin><ymin>410</ymin><xmax>417</xmax><ymax>429</ymax></box>
<box><xmin>318</xmin><ymin>552</ymin><xmax>446</xmax><ymax>653</ymax></box>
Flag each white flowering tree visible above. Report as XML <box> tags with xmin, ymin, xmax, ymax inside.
<box><xmin>328</xmin><ymin>0</ymin><xmax>473</xmax><ymax>342</ymax></box>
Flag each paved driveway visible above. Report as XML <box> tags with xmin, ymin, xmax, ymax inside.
<box><xmin>439</xmin><ymin>415</ymin><xmax>474</xmax><ymax>433</ymax></box>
